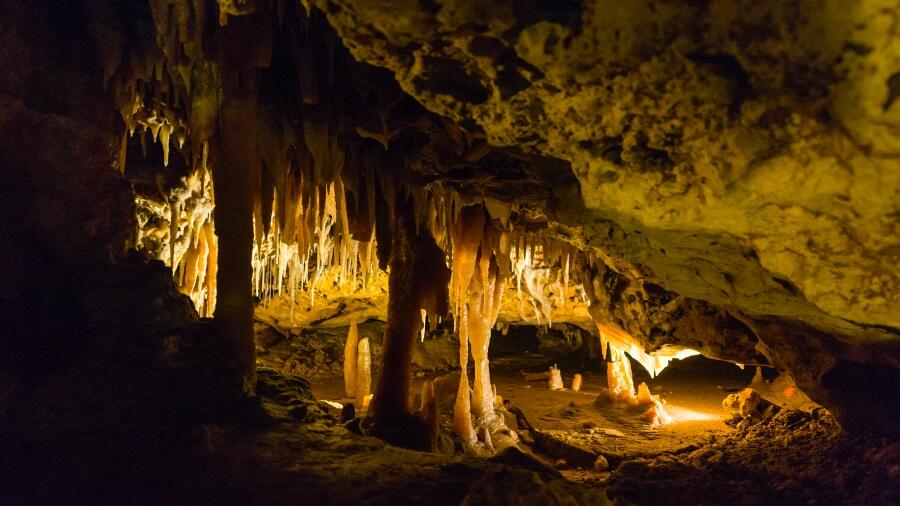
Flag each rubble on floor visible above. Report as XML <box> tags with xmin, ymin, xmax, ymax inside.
<box><xmin>605</xmin><ymin>409</ymin><xmax>900</xmax><ymax>505</ymax></box>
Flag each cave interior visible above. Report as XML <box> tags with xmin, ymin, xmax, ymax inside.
<box><xmin>1</xmin><ymin>0</ymin><xmax>899</xmax><ymax>504</ymax></box>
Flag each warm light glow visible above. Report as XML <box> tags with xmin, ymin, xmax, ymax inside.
<box><xmin>321</xmin><ymin>400</ymin><xmax>343</xmax><ymax>410</ymax></box>
<box><xmin>665</xmin><ymin>406</ymin><xmax>722</xmax><ymax>422</ymax></box>
<box><xmin>596</xmin><ymin>321</ymin><xmax>699</xmax><ymax>378</ymax></box>
<box><xmin>606</xmin><ymin>346</ymin><xmax>674</xmax><ymax>426</ymax></box>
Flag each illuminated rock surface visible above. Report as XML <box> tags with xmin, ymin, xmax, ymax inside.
<box><xmin>310</xmin><ymin>0</ymin><xmax>900</xmax><ymax>436</ymax></box>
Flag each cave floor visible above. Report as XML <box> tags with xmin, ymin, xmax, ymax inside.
<box><xmin>251</xmin><ymin>319</ymin><xmax>895</xmax><ymax>505</ymax></box>
<box><xmin>190</xmin><ymin>367</ymin><xmax>609</xmax><ymax>505</ymax></box>
<box><xmin>301</xmin><ymin>368</ymin><xmax>897</xmax><ymax>505</ymax></box>
<box><xmin>311</xmin><ymin>357</ymin><xmax>751</xmax><ymax>466</ymax></box>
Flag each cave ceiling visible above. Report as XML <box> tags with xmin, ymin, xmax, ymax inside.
<box><xmin>310</xmin><ymin>1</ymin><xmax>900</xmax><ymax>347</ymax></box>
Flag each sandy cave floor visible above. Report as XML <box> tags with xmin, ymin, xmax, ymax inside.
<box><xmin>300</xmin><ymin>355</ymin><xmax>898</xmax><ymax>505</ymax></box>
<box><xmin>248</xmin><ymin>309</ymin><xmax>898</xmax><ymax>505</ymax></box>
<box><xmin>311</xmin><ymin>363</ymin><xmax>745</xmax><ymax>463</ymax></box>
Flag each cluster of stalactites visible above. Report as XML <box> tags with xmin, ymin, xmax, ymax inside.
<box><xmin>505</xmin><ymin>234</ymin><xmax>582</xmax><ymax>326</ymax></box>
<box><xmin>88</xmin><ymin>0</ymin><xmax>220</xmax><ymax>176</ymax></box>
<box><xmin>419</xmin><ymin>185</ymin><xmax>585</xmax><ymax>329</ymax></box>
<box><xmin>595</xmin><ymin>320</ymin><xmax>700</xmax><ymax>379</ymax></box>
<box><xmin>251</xmin><ymin>179</ymin><xmax>381</xmax><ymax>316</ymax></box>
<box><xmin>135</xmin><ymin>166</ymin><xmax>218</xmax><ymax>316</ymax></box>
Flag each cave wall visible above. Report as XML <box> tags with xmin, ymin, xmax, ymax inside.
<box><xmin>0</xmin><ymin>3</ymin><xmax>243</xmax><ymax>498</ymax></box>
<box><xmin>0</xmin><ymin>1</ymin><xmax>136</xmax><ymax>377</ymax></box>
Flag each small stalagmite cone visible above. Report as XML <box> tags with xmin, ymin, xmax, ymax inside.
<box><xmin>362</xmin><ymin>393</ymin><xmax>374</xmax><ymax>414</ymax></box>
<box><xmin>549</xmin><ymin>365</ymin><xmax>564</xmax><ymax>391</ymax></box>
<box><xmin>636</xmin><ymin>382</ymin><xmax>654</xmax><ymax>405</ymax></box>
<box><xmin>344</xmin><ymin>320</ymin><xmax>359</xmax><ymax>398</ymax></box>
<box><xmin>356</xmin><ymin>337</ymin><xmax>371</xmax><ymax>412</ymax></box>
<box><xmin>571</xmin><ymin>373</ymin><xmax>583</xmax><ymax>392</ymax></box>
<box><xmin>419</xmin><ymin>379</ymin><xmax>440</xmax><ymax>450</ymax></box>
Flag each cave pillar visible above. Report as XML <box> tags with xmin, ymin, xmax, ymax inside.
<box><xmin>211</xmin><ymin>19</ymin><xmax>265</xmax><ymax>394</ymax></box>
<box><xmin>467</xmin><ymin>257</ymin><xmax>502</xmax><ymax>429</ymax></box>
<box><xmin>371</xmin><ymin>194</ymin><xmax>449</xmax><ymax>437</ymax></box>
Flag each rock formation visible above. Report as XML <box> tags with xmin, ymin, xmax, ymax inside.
<box><xmin>309</xmin><ymin>0</ymin><xmax>900</xmax><ymax>436</ymax></box>
<box><xmin>1</xmin><ymin>3</ymin><xmax>898</xmax><ymax>493</ymax></box>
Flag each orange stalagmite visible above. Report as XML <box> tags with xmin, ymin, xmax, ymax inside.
<box><xmin>450</xmin><ymin>205</ymin><xmax>507</xmax><ymax>445</ymax></box>
<box><xmin>355</xmin><ymin>337</ymin><xmax>371</xmax><ymax>411</ymax></box>
<box><xmin>467</xmin><ymin>248</ymin><xmax>504</xmax><ymax>428</ymax></box>
<box><xmin>344</xmin><ymin>320</ymin><xmax>359</xmax><ymax>398</ymax></box>
<box><xmin>571</xmin><ymin>373</ymin><xmax>583</xmax><ymax>392</ymax></box>
<box><xmin>450</xmin><ymin>206</ymin><xmax>486</xmax><ymax>444</ymax></box>
<box><xmin>606</xmin><ymin>347</ymin><xmax>637</xmax><ymax>402</ymax></box>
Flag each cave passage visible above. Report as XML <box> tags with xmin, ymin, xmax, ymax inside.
<box><xmin>1</xmin><ymin>0</ymin><xmax>898</xmax><ymax>505</ymax></box>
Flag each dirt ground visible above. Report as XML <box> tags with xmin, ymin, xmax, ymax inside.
<box><xmin>308</xmin><ymin>353</ymin><xmax>898</xmax><ymax>505</ymax></box>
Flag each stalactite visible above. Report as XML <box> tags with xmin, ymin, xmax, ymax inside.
<box><xmin>595</xmin><ymin>321</ymin><xmax>699</xmax><ymax>379</ymax></box>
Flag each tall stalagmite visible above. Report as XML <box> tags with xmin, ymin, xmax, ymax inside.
<box><xmin>450</xmin><ymin>206</ymin><xmax>505</xmax><ymax>444</ymax></box>
<box><xmin>356</xmin><ymin>337</ymin><xmax>371</xmax><ymax>411</ymax></box>
<box><xmin>450</xmin><ymin>207</ymin><xmax>485</xmax><ymax>445</ymax></box>
<box><xmin>344</xmin><ymin>320</ymin><xmax>359</xmax><ymax>398</ymax></box>
<box><xmin>466</xmin><ymin>244</ymin><xmax>503</xmax><ymax>429</ymax></box>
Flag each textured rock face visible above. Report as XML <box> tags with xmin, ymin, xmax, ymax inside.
<box><xmin>314</xmin><ymin>0</ymin><xmax>900</xmax><ymax>434</ymax></box>
<box><xmin>3</xmin><ymin>0</ymin><xmax>897</xmax><ymax>438</ymax></box>
<box><xmin>0</xmin><ymin>1</ymin><xmax>240</xmax><ymax>464</ymax></box>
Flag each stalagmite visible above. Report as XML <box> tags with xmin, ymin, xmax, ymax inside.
<box><xmin>549</xmin><ymin>365</ymin><xmax>564</xmax><ymax>391</ymax></box>
<box><xmin>571</xmin><ymin>373</ymin><xmax>583</xmax><ymax>392</ymax></box>
<box><xmin>453</xmin><ymin>355</ymin><xmax>476</xmax><ymax>444</ymax></box>
<box><xmin>606</xmin><ymin>348</ymin><xmax>636</xmax><ymax>402</ymax></box>
<box><xmin>417</xmin><ymin>379</ymin><xmax>440</xmax><ymax>451</ymax></box>
<box><xmin>344</xmin><ymin>320</ymin><xmax>359</xmax><ymax>398</ymax></box>
<box><xmin>636</xmin><ymin>382</ymin><xmax>654</xmax><ymax>405</ymax></box>
<box><xmin>356</xmin><ymin>337</ymin><xmax>371</xmax><ymax>411</ymax></box>
<box><xmin>450</xmin><ymin>205</ymin><xmax>502</xmax><ymax>445</ymax></box>
<box><xmin>605</xmin><ymin>346</ymin><xmax>673</xmax><ymax>426</ymax></box>
<box><xmin>467</xmin><ymin>249</ymin><xmax>503</xmax><ymax>429</ymax></box>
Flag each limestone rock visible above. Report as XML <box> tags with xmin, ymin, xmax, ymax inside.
<box><xmin>313</xmin><ymin>0</ymin><xmax>900</xmax><ymax>436</ymax></box>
